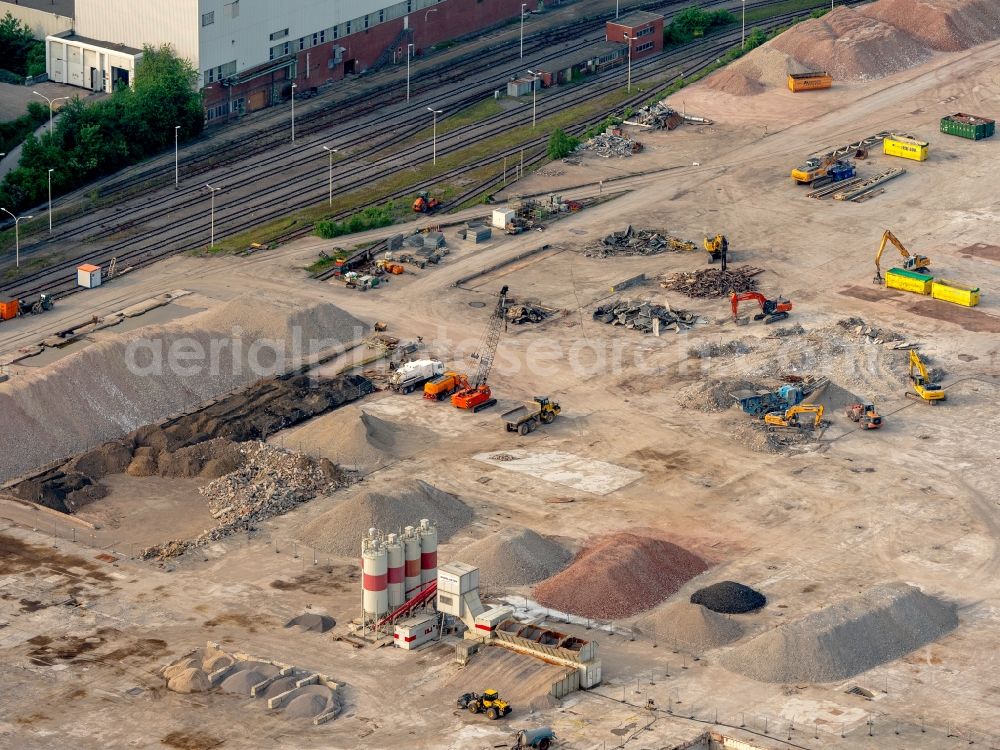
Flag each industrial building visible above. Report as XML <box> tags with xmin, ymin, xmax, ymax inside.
<box><xmin>33</xmin><ymin>0</ymin><xmax>537</xmax><ymax>122</ymax></box>
<box><xmin>606</xmin><ymin>11</ymin><xmax>664</xmax><ymax>60</ymax></box>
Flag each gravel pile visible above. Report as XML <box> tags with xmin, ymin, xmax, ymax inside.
<box><xmin>454</xmin><ymin>527</ymin><xmax>572</xmax><ymax>589</ymax></box>
<box><xmin>677</xmin><ymin>378</ymin><xmax>759</xmax><ymax>413</ymax></box>
<box><xmin>691</xmin><ymin>581</ymin><xmax>767</xmax><ymax>614</ymax></box>
<box><xmin>285</xmin><ymin>613</ymin><xmax>336</xmax><ymax>632</ymax></box>
<box><xmin>859</xmin><ymin>0</ymin><xmax>1000</xmax><ymax>51</ymax></box>
<box><xmin>533</xmin><ymin>532</ymin><xmax>709</xmax><ymax>620</ymax></box>
<box><xmin>722</xmin><ymin>582</ymin><xmax>958</xmax><ymax>683</ymax></box>
<box><xmin>636</xmin><ymin>601</ymin><xmax>744</xmax><ymax>651</ymax></box>
<box><xmin>0</xmin><ymin>295</ymin><xmax>368</xmax><ymax>483</ymax></box>
<box><xmin>297</xmin><ymin>479</ymin><xmax>473</xmax><ymax>556</ymax></box>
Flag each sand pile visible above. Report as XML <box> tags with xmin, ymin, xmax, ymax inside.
<box><xmin>277</xmin><ymin>406</ymin><xmax>437</xmax><ymax>471</ymax></box>
<box><xmin>298</xmin><ymin>479</ymin><xmax>473</xmax><ymax>556</ymax></box>
<box><xmin>691</xmin><ymin>581</ymin><xmax>767</xmax><ymax>614</ymax></box>
<box><xmin>722</xmin><ymin>582</ymin><xmax>958</xmax><ymax>683</ymax></box>
<box><xmin>533</xmin><ymin>533</ymin><xmax>710</xmax><ymax>619</ymax></box>
<box><xmin>454</xmin><ymin>527</ymin><xmax>572</xmax><ymax>588</ymax></box>
<box><xmin>859</xmin><ymin>0</ymin><xmax>1000</xmax><ymax>50</ymax></box>
<box><xmin>636</xmin><ymin>601</ymin><xmax>743</xmax><ymax>651</ymax></box>
<box><xmin>0</xmin><ymin>295</ymin><xmax>368</xmax><ymax>483</ymax></box>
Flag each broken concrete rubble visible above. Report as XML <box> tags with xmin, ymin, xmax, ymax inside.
<box><xmin>580</xmin><ymin>132</ymin><xmax>643</xmax><ymax>158</ymax></box>
<box><xmin>586</xmin><ymin>225</ymin><xmax>697</xmax><ymax>258</ymax></box>
<box><xmin>592</xmin><ymin>298</ymin><xmax>698</xmax><ymax>335</ymax></box>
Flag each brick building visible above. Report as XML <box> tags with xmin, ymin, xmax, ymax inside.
<box><xmin>605</xmin><ymin>10</ymin><xmax>663</xmax><ymax>60</ymax></box>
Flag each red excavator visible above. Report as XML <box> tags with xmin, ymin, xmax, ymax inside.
<box><xmin>730</xmin><ymin>291</ymin><xmax>792</xmax><ymax>324</ymax></box>
<box><xmin>452</xmin><ymin>285</ymin><xmax>509</xmax><ymax>411</ymax></box>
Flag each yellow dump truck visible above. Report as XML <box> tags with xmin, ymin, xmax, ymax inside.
<box><xmin>883</xmin><ymin>135</ymin><xmax>928</xmax><ymax>161</ymax></box>
<box><xmin>787</xmin><ymin>72</ymin><xmax>832</xmax><ymax>92</ymax></box>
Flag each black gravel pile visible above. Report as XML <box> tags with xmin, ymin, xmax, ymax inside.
<box><xmin>691</xmin><ymin>581</ymin><xmax>766</xmax><ymax>614</ymax></box>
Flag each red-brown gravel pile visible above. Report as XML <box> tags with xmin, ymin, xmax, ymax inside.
<box><xmin>533</xmin><ymin>532</ymin><xmax>709</xmax><ymax>620</ymax></box>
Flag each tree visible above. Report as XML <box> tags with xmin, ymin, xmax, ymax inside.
<box><xmin>0</xmin><ymin>12</ymin><xmax>41</xmax><ymax>77</ymax></box>
<box><xmin>547</xmin><ymin>129</ymin><xmax>580</xmax><ymax>160</ymax></box>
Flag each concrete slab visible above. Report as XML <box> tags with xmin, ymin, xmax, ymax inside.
<box><xmin>473</xmin><ymin>449</ymin><xmax>643</xmax><ymax>495</ymax></box>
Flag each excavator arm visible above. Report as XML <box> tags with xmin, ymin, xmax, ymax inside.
<box><xmin>874</xmin><ymin>229</ymin><xmax>930</xmax><ymax>284</ymax></box>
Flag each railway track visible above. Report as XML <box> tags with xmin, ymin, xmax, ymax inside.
<box><xmin>0</xmin><ymin>1</ymin><xmax>861</xmax><ymax>302</ymax></box>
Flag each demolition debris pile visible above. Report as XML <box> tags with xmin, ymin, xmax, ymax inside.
<box><xmin>0</xmin><ymin>295</ymin><xmax>368</xmax><ymax>483</ymax></box>
<box><xmin>691</xmin><ymin>581</ymin><xmax>767</xmax><ymax>614</ymax></box>
<box><xmin>707</xmin><ymin>0</ymin><xmax>1000</xmax><ymax>95</ymax></box>
<box><xmin>580</xmin><ymin>132</ymin><xmax>642</xmax><ymax>158</ymax></box>
<box><xmin>297</xmin><ymin>479</ymin><xmax>473</xmax><ymax>556</ymax></box>
<box><xmin>506</xmin><ymin>301</ymin><xmax>554</xmax><ymax>325</ymax></box>
<box><xmin>456</xmin><ymin>527</ymin><xmax>572</xmax><ymax>588</ymax></box>
<box><xmin>660</xmin><ymin>266</ymin><xmax>764</xmax><ymax>298</ymax></box>
<box><xmin>586</xmin><ymin>226</ymin><xmax>696</xmax><ymax>258</ymax></box>
<box><xmin>534</xmin><ymin>532</ymin><xmax>710</xmax><ymax>619</ymax></box>
<box><xmin>722</xmin><ymin>582</ymin><xmax>958</xmax><ymax>682</ymax></box>
<box><xmin>593</xmin><ymin>299</ymin><xmax>698</xmax><ymax>335</ymax></box>
<box><xmin>637</xmin><ymin>601</ymin><xmax>744</xmax><ymax>651</ymax></box>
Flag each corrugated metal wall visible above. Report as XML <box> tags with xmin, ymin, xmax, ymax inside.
<box><xmin>75</xmin><ymin>0</ymin><xmax>199</xmax><ymax>66</ymax></box>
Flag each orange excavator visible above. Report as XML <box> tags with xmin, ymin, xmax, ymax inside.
<box><xmin>413</xmin><ymin>191</ymin><xmax>441</xmax><ymax>213</ymax></box>
<box><xmin>730</xmin><ymin>291</ymin><xmax>792</xmax><ymax>324</ymax></box>
<box><xmin>452</xmin><ymin>286</ymin><xmax>509</xmax><ymax>411</ymax></box>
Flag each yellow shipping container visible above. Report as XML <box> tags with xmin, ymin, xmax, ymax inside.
<box><xmin>883</xmin><ymin>135</ymin><xmax>928</xmax><ymax>161</ymax></box>
<box><xmin>931</xmin><ymin>279</ymin><xmax>980</xmax><ymax>307</ymax></box>
<box><xmin>885</xmin><ymin>268</ymin><xmax>933</xmax><ymax>295</ymax></box>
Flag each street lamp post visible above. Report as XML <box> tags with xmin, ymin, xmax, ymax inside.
<box><xmin>624</xmin><ymin>33</ymin><xmax>632</xmax><ymax>93</ymax></box>
<box><xmin>527</xmin><ymin>69</ymin><xmax>540</xmax><ymax>128</ymax></box>
<box><xmin>520</xmin><ymin>4</ymin><xmax>528</xmax><ymax>59</ymax></box>
<box><xmin>1</xmin><ymin>208</ymin><xmax>34</xmax><ymax>268</ymax></box>
<box><xmin>427</xmin><ymin>107</ymin><xmax>442</xmax><ymax>164</ymax></box>
<box><xmin>47</xmin><ymin>169</ymin><xmax>54</xmax><ymax>233</ymax></box>
<box><xmin>616</xmin><ymin>0</ymin><xmax>619</xmax><ymax>19</ymax></box>
<box><xmin>204</xmin><ymin>184</ymin><xmax>220</xmax><ymax>248</ymax></box>
<box><xmin>290</xmin><ymin>83</ymin><xmax>297</xmax><ymax>141</ymax></box>
<box><xmin>742</xmin><ymin>0</ymin><xmax>746</xmax><ymax>48</ymax></box>
<box><xmin>406</xmin><ymin>43</ymin><xmax>415</xmax><ymax>101</ymax></box>
<box><xmin>174</xmin><ymin>125</ymin><xmax>181</xmax><ymax>186</ymax></box>
<box><xmin>322</xmin><ymin>146</ymin><xmax>338</xmax><ymax>206</ymax></box>
<box><xmin>32</xmin><ymin>91</ymin><xmax>69</xmax><ymax>135</ymax></box>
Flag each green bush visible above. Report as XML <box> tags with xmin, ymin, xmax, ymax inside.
<box><xmin>665</xmin><ymin>7</ymin><xmax>734</xmax><ymax>45</ymax></box>
<box><xmin>0</xmin><ymin>44</ymin><xmax>203</xmax><ymax>212</ymax></box>
<box><xmin>0</xmin><ymin>12</ymin><xmax>41</xmax><ymax>77</ymax></box>
<box><xmin>315</xmin><ymin>201</ymin><xmax>396</xmax><ymax>238</ymax></box>
<box><xmin>547</xmin><ymin>129</ymin><xmax>580</xmax><ymax>160</ymax></box>
<box><xmin>0</xmin><ymin>101</ymin><xmax>47</xmax><ymax>154</ymax></box>
<box><xmin>582</xmin><ymin>115</ymin><xmax>622</xmax><ymax>139</ymax></box>
<box><xmin>810</xmin><ymin>8</ymin><xmax>831</xmax><ymax>18</ymax></box>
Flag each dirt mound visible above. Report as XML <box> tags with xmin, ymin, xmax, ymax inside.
<box><xmin>636</xmin><ymin>601</ymin><xmax>743</xmax><ymax>651</ymax></box>
<box><xmin>722</xmin><ymin>582</ymin><xmax>958</xmax><ymax>683</ymax></box>
<box><xmin>691</xmin><ymin>581</ymin><xmax>767</xmax><ymax>614</ymax></box>
<box><xmin>64</xmin><ymin>442</ymin><xmax>133</xmax><ymax>478</ymax></box>
<box><xmin>298</xmin><ymin>479</ymin><xmax>473</xmax><ymax>556</ymax></box>
<box><xmin>0</xmin><ymin>295</ymin><xmax>369</xmax><ymax>483</ymax></box>
<box><xmin>455</xmin><ymin>527</ymin><xmax>572</xmax><ymax>589</ymax></box>
<box><xmin>167</xmin><ymin>667</ymin><xmax>210</xmax><ymax>693</ymax></box>
<box><xmin>533</xmin><ymin>533</ymin><xmax>710</xmax><ymax>619</ymax></box>
<box><xmin>859</xmin><ymin>0</ymin><xmax>1000</xmax><ymax>50</ymax></box>
<box><xmin>677</xmin><ymin>378</ymin><xmax>759</xmax><ymax>413</ymax></box>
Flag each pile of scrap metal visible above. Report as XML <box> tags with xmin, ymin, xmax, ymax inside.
<box><xmin>623</xmin><ymin>103</ymin><xmax>714</xmax><ymax>130</ymax></box>
<box><xmin>506</xmin><ymin>300</ymin><xmax>554</xmax><ymax>325</ymax></box>
<box><xmin>593</xmin><ymin>298</ymin><xmax>697</xmax><ymax>334</ymax></box>
<box><xmin>586</xmin><ymin>225</ymin><xmax>696</xmax><ymax>258</ymax></box>
<box><xmin>660</xmin><ymin>266</ymin><xmax>764</xmax><ymax>298</ymax></box>
<box><xmin>580</xmin><ymin>132</ymin><xmax>642</xmax><ymax>158</ymax></box>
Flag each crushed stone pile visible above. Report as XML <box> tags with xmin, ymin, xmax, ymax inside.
<box><xmin>636</xmin><ymin>601</ymin><xmax>744</xmax><ymax>651</ymax></box>
<box><xmin>707</xmin><ymin>0</ymin><xmax>1000</xmax><ymax>95</ymax></box>
<box><xmin>0</xmin><ymin>295</ymin><xmax>369</xmax><ymax>483</ymax></box>
<box><xmin>285</xmin><ymin>613</ymin><xmax>336</xmax><ymax>632</ymax></box>
<box><xmin>677</xmin><ymin>378</ymin><xmax>760</xmax><ymax>412</ymax></box>
<box><xmin>585</xmin><ymin>225</ymin><xmax>696</xmax><ymax>258</ymax></box>
<box><xmin>722</xmin><ymin>582</ymin><xmax>958</xmax><ymax>683</ymax></box>
<box><xmin>298</xmin><ymin>479</ymin><xmax>473</xmax><ymax>556</ymax></box>
<box><xmin>660</xmin><ymin>266</ymin><xmax>764</xmax><ymax>298</ymax></box>
<box><xmin>534</xmin><ymin>532</ymin><xmax>709</xmax><ymax>619</ymax></box>
<box><xmin>688</xmin><ymin>340</ymin><xmax>754</xmax><ymax>360</ymax></box>
<box><xmin>691</xmin><ymin>581</ymin><xmax>767</xmax><ymax>614</ymax></box>
<box><xmin>454</xmin><ymin>527</ymin><xmax>572</xmax><ymax>588</ymax></box>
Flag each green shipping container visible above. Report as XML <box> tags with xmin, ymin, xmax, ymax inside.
<box><xmin>940</xmin><ymin>113</ymin><xmax>995</xmax><ymax>140</ymax></box>
<box><xmin>886</xmin><ymin>267</ymin><xmax>933</xmax><ymax>295</ymax></box>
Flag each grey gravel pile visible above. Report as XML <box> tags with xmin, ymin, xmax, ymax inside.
<box><xmin>297</xmin><ymin>479</ymin><xmax>473</xmax><ymax>556</ymax></box>
<box><xmin>721</xmin><ymin>582</ymin><xmax>958</xmax><ymax>683</ymax></box>
<box><xmin>454</xmin><ymin>527</ymin><xmax>572</xmax><ymax>588</ymax></box>
<box><xmin>691</xmin><ymin>581</ymin><xmax>767</xmax><ymax>614</ymax></box>
<box><xmin>636</xmin><ymin>601</ymin><xmax>743</xmax><ymax>651</ymax></box>
<box><xmin>0</xmin><ymin>294</ymin><xmax>368</xmax><ymax>483</ymax></box>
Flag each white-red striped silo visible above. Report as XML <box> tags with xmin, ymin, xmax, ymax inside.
<box><xmin>385</xmin><ymin>533</ymin><xmax>404</xmax><ymax>609</ymax></box>
<box><xmin>403</xmin><ymin>526</ymin><xmax>422</xmax><ymax>601</ymax></box>
<box><xmin>419</xmin><ymin>518</ymin><xmax>438</xmax><ymax>592</ymax></box>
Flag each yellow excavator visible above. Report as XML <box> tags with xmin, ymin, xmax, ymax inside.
<box><xmin>764</xmin><ymin>403</ymin><xmax>825</xmax><ymax>429</ymax></box>
<box><xmin>874</xmin><ymin>229</ymin><xmax>931</xmax><ymax>285</ymax></box>
<box><xmin>907</xmin><ymin>350</ymin><xmax>945</xmax><ymax>403</ymax></box>
<box><xmin>703</xmin><ymin>234</ymin><xmax>729</xmax><ymax>269</ymax></box>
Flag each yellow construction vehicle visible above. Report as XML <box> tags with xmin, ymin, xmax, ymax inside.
<box><xmin>703</xmin><ymin>234</ymin><xmax>729</xmax><ymax>269</ymax></box>
<box><xmin>764</xmin><ymin>403</ymin><xmax>825</xmax><ymax>429</ymax></box>
<box><xmin>457</xmin><ymin>689</ymin><xmax>511</xmax><ymax>720</ymax></box>
<box><xmin>907</xmin><ymin>350</ymin><xmax>945</xmax><ymax>403</ymax></box>
<box><xmin>874</xmin><ymin>229</ymin><xmax>931</xmax><ymax>284</ymax></box>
